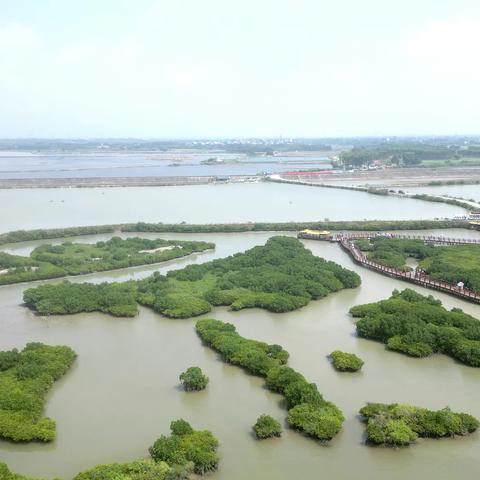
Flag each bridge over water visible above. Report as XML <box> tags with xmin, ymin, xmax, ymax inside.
<box><xmin>298</xmin><ymin>230</ymin><xmax>480</xmax><ymax>304</ymax></box>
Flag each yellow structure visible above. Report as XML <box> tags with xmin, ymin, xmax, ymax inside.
<box><xmin>469</xmin><ymin>221</ymin><xmax>480</xmax><ymax>231</ymax></box>
<box><xmin>298</xmin><ymin>229</ymin><xmax>332</xmax><ymax>239</ymax></box>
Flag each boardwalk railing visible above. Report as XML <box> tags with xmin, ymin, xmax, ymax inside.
<box><xmin>297</xmin><ymin>230</ymin><xmax>480</xmax><ymax>304</ymax></box>
<box><xmin>337</xmin><ymin>237</ymin><xmax>480</xmax><ymax>304</ymax></box>
<box><xmin>297</xmin><ymin>231</ymin><xmax>480</xmax><ymax>245</ymax></box>
<box><xmin>341</xmin><ymin>233</ymin><xmax>480</xmax><ymax>245</ymax></box>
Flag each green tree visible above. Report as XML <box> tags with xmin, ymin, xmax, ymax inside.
<box><xmin>179</xmin><ymin>367</ymin><xmax>209</xmax><ymax>391</ymax></box>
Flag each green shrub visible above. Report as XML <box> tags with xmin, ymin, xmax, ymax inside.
<box><xmin>24</xmin><ymin>281</ymin><xmax>139</xmax><ymax>317</ymax></box>
<box><xmin>351</xmin><ymin>289</ymin><xmax>480</xmax><ymax>366</ymax></box>
<box><xmin>74</xmin><ymin>459</ymin><xmax>173</xmax><ymax>480</ymax></box>
<box><xmin>287</xmin><ymin>402</ymin><xmax>345</xmax><ymax>441</ymax></box>
<box><xmin>355</xmin><ymin>237</ymin><xmax>480</xmax><ymax>293</ymax></box>
<box><xmin>253</xmin><ymin>414</ymin><xmax>282</xmax><ymax>439</ymax></box>
<box><xmin>329</xmin><ymin>351</ymin><xmax>364</xmax><ymax>371</ymax></box>
<box><xmin>0</xmin><ymin>343</ymin><xmax>76</xmax><ymax>442</ymax></box>
<box><xmin>359</xmin><ymin>403</ymin><xmax>479</xmax><ymax>446</ymax></box>
<box><xmin>179</xmin><ymin>367</ymin><xmax>209</xmax><ymax>391</ymax></box>
<box><xmin>196</xmin><ymin>318</ymin><xmax>344</xmax><ymax>442</ymax></box>
<box><xmin>149</xmin><ymin>420</ymin><xmax>219</xmax><ymax>475</ymax></box>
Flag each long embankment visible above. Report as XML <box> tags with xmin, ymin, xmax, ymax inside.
<box><xmin>0</xmin><ymin>219</ymin><xmax>472</xmax><ymax>247</ymax></box>
<box><xmin>267</xmin><ymin>176</ymin><xmax>480</xmax><ymax>211</ymax></box>
<box><xmin>0</xmin><ymin>176</ymin><xmax>257</xmax><ymax>189</ymax></box>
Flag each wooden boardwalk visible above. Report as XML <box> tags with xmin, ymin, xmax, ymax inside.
<box><xmin>297</xmin><ymin>231</ymin><xmax>480</xmax><ymax>304</ymax></box>
<box><xmin>339</xmin><ymin>232</ymin><xmax>480</xmax><ymax>245</ymax></box>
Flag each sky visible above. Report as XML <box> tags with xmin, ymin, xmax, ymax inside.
<box><xmin>1</xmin><ymin>0</ymin><xmax>480</xmax><ymax>138</ymax></box>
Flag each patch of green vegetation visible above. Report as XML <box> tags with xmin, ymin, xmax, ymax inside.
<box><xmin>24</xmin><ymin>237</ymin><xmax>360</xmax><ymax>319</ymax></box>
<box><xmin>421</xmin><ymin>158</ymin><xmax>480</xmax><ymax>167</ymax></box>
<box><xmin>350</xmin><ymin>289</ymin><xmax>480</xmax><ymax>367</ymax></box>
<box><xmin>0</xmin><ymin>237</ymin><xmax>214</xmax><ymax>285</ymax></box>
<box><xmin>355</xmin><ymin>237</ymin><xmax>480</xmax><ymax>292</ymax></box>
<box><xmin>427</xmin><ymin>179</ymin><xmax>480</xmax><ymax>186</ymax></box>
<box><xmin>149</xmin><ymin>419</ymin><xmax>219</xmax><ymax>475</ymax></box>
<box><xmin>253</xmin><ymin>414</ymin><xmax>282</xmax><ymax>439</ymax></box>
<box><xmin>0</xmin><ymin>463</ymin><xmax>47</xmax><ymax>480</ymax></box>
<box><xmin>410</xmin><ymin>193</ymin><xmax>473</xmax><ymax>210</ymax></box>
<box><xmin>123</xmin><ymin>219</ymin><xmax>468</xmax><ymax>233</ymax></box>
<box><xmin>360</xmin><ymin>403</ymin><xmax>479</xmax><ymax>446</ymax></box>
<box><xmin>355</xmin><ymin>237</ymin><xmax>436</xmax><ymax>270</ymax></box>
<box><xmin>24</xmin><ymin>281</ymin><xmax>139</xmax><ymax>317</ymax></box>
<box><xmin>0</xmin><ymin>220</ymin><xmax>469</xmax><ymax>251</ymax></box>
<box><xmin>179</xmin><ymin>367</ymin><xmax>209</xmax><ymax>391</ymax></box>
<box><xmin>196</xmin><ymin>318</ymin><xmax>344</xmax><ymax>441</ymax></box>
<box><xmin>329</xmin><ymin>351</ymin><xmax>364</xmax><ymax>372</ymax></box>
<box><xmin>138</xmin><ymin>236</ymin><xmax>360</xmax><ymax>317</ymax></box>
<box><xmin>0</xmin><ymin>225</ymin><xmax>116</xmax><ymax>246</ymax></box>
<box><xmin>74</xmin><ymin>459</ymin><xmax>174</xmax><ymax>480</ymax></box>
<box><xmin>419</xmin><ymin>244</ymin><xmax>480</xmax><ymax>293</ymax></box>
<box><xmin>0</xmin><ymin>419</ymin><xmax>215</xmax><ymax>479</ymax></box>
<box><xmin>0</xmin><ymin>343</ymin><xmax>76</xmax><ymax>442</ymax></box>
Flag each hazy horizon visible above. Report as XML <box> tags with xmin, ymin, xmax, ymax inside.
<box><xmin>2</xmin><ymin>0</ymin><xmax>480</xmax><ymax>138</ymax></box>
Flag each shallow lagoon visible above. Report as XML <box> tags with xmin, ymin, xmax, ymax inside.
<box><xmin>0</xmin><ymin>182</ymin><xmax>465</xmax><ymax>232</ymax></box>
<box><xmin>0</xmin><ymin>229</ymin><xmax>479</xmax><ymax>480</ymax></box>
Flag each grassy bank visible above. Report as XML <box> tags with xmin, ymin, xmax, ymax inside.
<box><xmin>0</xmin><ymin>219</ymin><xmax>471</xmax><ymax>248</ymax></box>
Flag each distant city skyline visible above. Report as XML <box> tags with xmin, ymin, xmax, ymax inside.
<box><xmin>1</xmin><ymin>0</ymin><xmax>480</xmax><ymax>138</ymax></box>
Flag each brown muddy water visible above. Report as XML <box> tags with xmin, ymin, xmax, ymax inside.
<box><xmin>0</xmin><ymin>231</ymin><xmax>479</xmax><ymax>480</ymax></box>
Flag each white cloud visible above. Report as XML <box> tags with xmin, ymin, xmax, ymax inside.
<box><xmin>0</xmin><ymin>22</ymin><xmax>41</xmax><ymax>51</ymax></box>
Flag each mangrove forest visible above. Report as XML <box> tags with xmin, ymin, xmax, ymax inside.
<box><xmin>24</xmin><ymin>236</ymin><xmax>361</xmax><ymax>318</ymax></box>
<box><xmin>0</xmin><ymin>343</ymin><xmax>76</xmax><ymax>442</ymax></box>
<box><xmin>196</xmin><ymin>318</ymin><xmax>345</xmax><ymax>441</ymax></box>
<box><xmin>359</xmin><ymin>403</ymin><xmax>479</xmax><ymax>446</ymax></box>
<box><xmin>350</xmin><ymin>289</ymin><xmax>480</xmax><ymax>366</ymax></box>
<box><xmin>0</xmin><ymin>237</ymin><xmax>213</xmax><ymax>285</ymax></box>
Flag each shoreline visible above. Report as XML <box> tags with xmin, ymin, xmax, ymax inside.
<box><xmin>0</xmin><ymin>220</ymin><xmax>474</xmax><ymax>246</ymax></box>
<box><xmin>1</xmin><ymin>165</ymin><xmax>480</xmax><ymax>189</ymax></box>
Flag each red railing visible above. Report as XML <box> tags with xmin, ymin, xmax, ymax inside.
<box><xmin>342</xmin><ymin>232</ymin><xmax>480</xmax><ymax>245</ymax></box>
<box><xmin>337</xmin><ymin>237</ymin><xmax>480</xmax><ymax>303</ymax></box>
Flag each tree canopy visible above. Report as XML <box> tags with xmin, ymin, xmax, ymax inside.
<box><xmin>351</xmin><ymin>289</ymin><xmax>480</xmax><ymax>366</ymax></box>
<box><xmin>24</xmin><ymin>236</ymin><xmax>360</xmax><ymax>319</ymax></box>
<box><xmin>253</xmin><ymin>414</ymin><xmax>282</xmax><ymax>439</ymax></box>
<box><xmin>355</xmin><ymin>237</ymin><xmax>480</xmax><ymax>292</ymax></box>
<box><xmin>196</xmin><ymin>318</ymin><xmax>344</xmax><ymax>441</ymax></box>
<box><xmin>329</xmin><ymin>351</ymin><xmax>364</xmax><ymax>372</ymax></box>
<box><xmin>360</xmin><ymin>403</ymin><xmax>479</xmax><ymax>446</ymax></box>
<box><xmin>179</xmin><ymin>367</ymin><xmax>209</xmax><ymax>391</ymax></box>
<box><xmin>149</xmin><ymin>419</ymin><xmax>219</xmax><ymax>475</ymax></box>
<box><xmin>0</xmin><ymin>237</ymin><xmax>213</xmax><ymax>285</ymax></box>
<box><xmin>0</xmin><ymin>342</ymin><xmax>76</xmax><ymax>442</ymax></box>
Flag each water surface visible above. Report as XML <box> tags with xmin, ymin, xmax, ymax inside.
<box><xmin>0</xmin><ymin>231</ymin><xmax>479</xmax><ymax>480</ymax></box>
<box><xmin>0</xmin><ymin>182</ymin><xmax>464</xmax><ymax>232</ymax></box>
